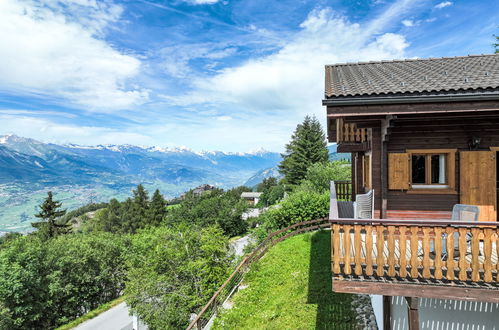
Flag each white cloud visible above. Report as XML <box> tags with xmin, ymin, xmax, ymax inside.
<box><xmin>402</xmin><ymin>19</ymin><xmax>415</xmax><ymax>27</ymax></box>
<box><xmin>172</xmin><ymin>6</ymin><xmax>410</xmax><ymax>124</ymax></box>
<box><xmin>0</xmin><ymin>114</ymin><xmax>156</xmax><ymax>146</ymax></box>
<box><xmin>160</xmin><ymin>44</ymin><xmax>237</xmax><ymax>78</ymax></box>
<box><xmin>435</xmin><ymin>1</ymin><xmax>453</xmax><ymax>9</ymax></box>
<box><xmin>183</xmin><ymin>0</ymin><xmax>220</xmax><ymax>4</ymax></box>
<box><xmin>0</xmin><ymin>0</ymin><xmax>148</xmax><ymax>110</ymax></box>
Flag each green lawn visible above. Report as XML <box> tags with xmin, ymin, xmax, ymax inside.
<box><xmin>212</xmin><ymin>230</ymin><xmax>359</xmax><ymax>330</ymax></box>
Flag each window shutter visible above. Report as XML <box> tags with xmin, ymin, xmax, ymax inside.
<box><xmin>389</xmin><ymin>153</ymin><xmax>409</xmax><ymax>190</ymax></box>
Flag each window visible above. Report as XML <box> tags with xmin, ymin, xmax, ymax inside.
<box><xmin>407</xmin><ymin>149</ymin><xmax>456</xmax><ymax>191</ymax></box>
<box><xmin>411</xmin><ymin>154</ymin><xmax>447</xmax><ymax>187</ymax></box>
<box><xmin>388</xmin><ymin>149</ymin><xmax>456</xmax><ymax>193</ymax></box>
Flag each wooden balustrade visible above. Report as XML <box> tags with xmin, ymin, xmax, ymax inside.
<box><xmin>336</xmin><ymin>118</ymin><xmax>370</xmax><ymax>143</ymax></box>
<box><xmin>334</xmin><ymin>181</ymin><xmax>352</xmax><ymax>201</ymax></box>
<box><xmin>331</xmin><ymin>219</ymin><xmax>499</xmax><ymax>283</ymax></box>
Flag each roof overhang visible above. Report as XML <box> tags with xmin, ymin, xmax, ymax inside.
<box><xmin>323</xmin><ymin>91</ymin><xmax>499</xmax><ymax>107</ymax></box>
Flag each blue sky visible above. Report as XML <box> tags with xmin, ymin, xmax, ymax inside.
<box><xmin>0</xmin><ymin>0</ymin><xmax>497</xmax><ymax>152</ymax></box>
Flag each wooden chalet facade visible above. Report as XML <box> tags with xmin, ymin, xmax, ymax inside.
<box><xmin>323</xmin><ymin>54</ymin><xmax>499</xmax><ymax>329</ymax></box>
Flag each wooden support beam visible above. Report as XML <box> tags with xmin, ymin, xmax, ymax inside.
<box><xmin>332</xmin><ymin>279</ymin><xmax>499</xmax><ymax>303</ymax></box>
<box><xmin>405</xmin><ymin>297</ymin><xmax>420</xmax><ymax>330</ymax></box>
<box><xmin>383</xmin><ymin>296</ymin><xmax>391</xmax><ymax>330</ymax></box>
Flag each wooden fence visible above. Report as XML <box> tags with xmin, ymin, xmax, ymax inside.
<box><xmin>186</xmin><ymin>218</ymin><xmax>331</xmax><ymax>330</ymax></box>
<box><xmin>331</xmin><ymin>219</ymin><xmax>499</xmax><ymax>283</ymax></box>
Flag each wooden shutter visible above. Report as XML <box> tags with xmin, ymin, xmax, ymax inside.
<box><xmin>389</xmin><ymin>153</ymin><xmax>409</xmax><ymax>190</ymax></box>
<box><xmin>460</xmin><ymin>151</ymin><xmax>496</xmax><ymax>222</ymax></box>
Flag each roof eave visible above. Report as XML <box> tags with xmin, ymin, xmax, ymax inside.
<box><xmin>322</xmin><ymin>91</ymin><xmax>499</xmax><ymax>107</ymax></box>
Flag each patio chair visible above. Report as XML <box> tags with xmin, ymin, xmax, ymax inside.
<box><xmin>440</xmin><ymin>204</ymin><xmax>480</xmax><ymax>258</ymax></box>
<box><xmin>354</xmin><ymin>189</ymin><xmax>374</xmax><ymax>219</ymax></box>
<box><xmin>329</xmin><ymin>181</ymin><xmax>374</xmax><ymax>219</ymax></box>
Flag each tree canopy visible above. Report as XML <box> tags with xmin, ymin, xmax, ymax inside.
<box><xmin>31</xmin><ymin>191</ymin><xmax>70</xmax><ymax>239</ymax></box>
<box><xmin>279</xmin><ymin>115</ymin><xmax>329</xmax><ymax>185</ymax></box>
<box><xmin>125</xmin><ymin>224</ymin><xmax>232</xmax><ymax>329</ymax></box>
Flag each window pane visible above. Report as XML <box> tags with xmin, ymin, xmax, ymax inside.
<box><xmin>412</xmin><ymin>155</ymin><xmax>426</xmax><ymax>184</ymax></box>
<box><xmin>431</xmin><ymin>154</ymin><xmax>446</xmax><ymax>184</ymax></box>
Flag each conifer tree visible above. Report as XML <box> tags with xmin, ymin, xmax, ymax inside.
<box><xmin>279</xmin><ymin>115</ymin><xmax>329</xmax><ymax>185</ymax></box>
<box><xmin>147</xmin><ymin>189</ymin><xmax>167</xmax><ymax>226</ymax></box>
<box><xmin>32</xmin><ymin>191</ymin><xmax>69</xmax><ymax>238</ymax></box>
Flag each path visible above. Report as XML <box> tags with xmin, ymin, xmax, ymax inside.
<box><xmin>75</xmin><ymin>302</ymin><xmax>147</xmax><ymax>330</ymax></box>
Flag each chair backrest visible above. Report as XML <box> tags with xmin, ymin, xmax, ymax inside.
<box><xmin>451</xmin><ymin>204</ymin><xmax>480</xmax><ymax>222</ymax></box>
<box><xmin>354</xmin><ymin>189</ymin><xmax>374</xmax><ymax>219</ymax></box>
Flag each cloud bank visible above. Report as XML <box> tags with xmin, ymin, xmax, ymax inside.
<box><xmin>0</xmin><ymin>0</ymin><xmax>148</xmax><ymax>110</ymax></box>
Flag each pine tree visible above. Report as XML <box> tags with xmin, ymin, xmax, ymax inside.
<box><xmin>279</xmin><ymin>115</ymin><xmax>329</xmax><ymax>185</ymax></box>
<box><xmin>147</xmin><ymin>189</ymin><xmax>167</xmax><ymax>226</ymax></box>
<box><xmin>128</xmin><ymin>184</ymin><xmax>150</xmax><ymax>232</ymax></box>
<box><xmin>32</xmin><ymin>191</ymin><xmax>69</xmax><ymax>238</ymax></box>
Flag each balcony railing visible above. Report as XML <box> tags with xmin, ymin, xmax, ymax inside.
<box><xmin>334</xmin><ymin>180</ymin><xmax>353</xmax><ymax>201</ymax></box>
<box><xmin>331</xmin><ymin>219</ymin><xmax>499</xmax><ymax>284</ymax></box>
<box><xmin>336</xmin><ymin>118</ymin><xmax>370</xmax><ymax>143</ymax></box>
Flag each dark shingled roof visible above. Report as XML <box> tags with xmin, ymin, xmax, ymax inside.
<box><xmin>325</xmin><ymin>54</ymin><xmax>499</xmax><ymax>98</ymax></box>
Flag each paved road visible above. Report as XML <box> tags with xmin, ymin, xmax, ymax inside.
<box><xmin>230</xmin><ymin>234</ymin><xmax>255</xmax><ymax>257</ymax></box>
<box><xmin>75</xmin><ymin>302</ymin><xmax>136</xmax><ymax>330</ymax></box>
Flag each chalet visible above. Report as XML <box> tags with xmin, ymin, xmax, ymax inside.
<box><xmin>323</xmin><ymin>54</ymin><xmax>499</xmax><ymax>329</ymax></box>
<box><xmin>240</xmin><ymin>192</ymin><xmax>262</xmax><ymax>206</ymax></box>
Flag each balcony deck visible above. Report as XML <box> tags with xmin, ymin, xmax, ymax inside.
<box><xmin>330</xmin><ymin>219</ymin><xmax>499</xmax><ymax>303</ymax></box>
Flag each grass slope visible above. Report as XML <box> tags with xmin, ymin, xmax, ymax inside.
<box><xmin>213</xmin><ymin>230</ymin><xmax>358</xmax><ymax>329</ymax></box>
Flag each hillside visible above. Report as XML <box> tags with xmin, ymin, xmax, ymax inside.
<box><xmin>0</xmin><ymin>135</ymin><xmax>281</xmax><ymax>232</ymax></box>
<box><xmin>212</xmin><ymin>231</ymin><xmax>359</xmax><ymax>329</ymax></box>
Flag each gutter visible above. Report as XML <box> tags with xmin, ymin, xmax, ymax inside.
<box><xmin>322</xmin><ymin>92</ymin><xmax>499</xmax><ymax>106</ymax></box>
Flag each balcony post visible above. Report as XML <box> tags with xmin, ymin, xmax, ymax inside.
<box><xmin>405</xmin><ymin>297</ymin><xmax>420</xmax><ymax>330</ymax></box>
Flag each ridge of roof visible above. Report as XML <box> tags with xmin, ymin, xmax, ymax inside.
<box><xmin>325</xmin><ymin>53</ymin><xmax>499</xmax><ymax>68</ymax></box>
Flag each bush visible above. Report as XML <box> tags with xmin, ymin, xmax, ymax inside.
<box><xmin>297</xmin><ymin>161</ymin><xmax>351</xmax><ymax>193</ymax></box>
<box><xmin>258</xmin><ymin>190</ymin><xmax>329</xmax><ymax>233</ymax></box>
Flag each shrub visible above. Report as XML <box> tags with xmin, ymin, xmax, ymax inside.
<box><xmin>259</xmin><ymin>190</ymin><xmax>329</xmax><ymax>233</ymax></box>
<box><xmin>297</xmin><ymin>161</ymin><xmax>351</xmax><ymax>193</ymax></box>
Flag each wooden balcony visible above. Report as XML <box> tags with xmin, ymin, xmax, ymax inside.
<box><xmin>331</xmin><ymin>118</ymin><xmax>371</xmax><ymax>152</ymax></box>
<box><xmin>330</xmin><ymin>219</ymin><xmax>499</xmax><ymax>303</ymax></box>
<box><xmin>334</xmin><ymin>180</ymin><xmax>353</xmax><ymax>201</ymax></box>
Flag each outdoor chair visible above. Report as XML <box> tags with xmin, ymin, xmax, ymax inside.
<box><xmin>330</xmin><ymin>181</ymin><xmax>374</xmax><ymax>220</ymax></box>
<box><xmin>440</xmin><ymin>204</ymin><xmax>480</xmax><ymax>259</ymax></box>
<box><xmin>353</xmin><ymin>189</ymin><xmax>374</xmax><ymax>220</ymax></box>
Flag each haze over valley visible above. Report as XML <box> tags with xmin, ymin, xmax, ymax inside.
<box><xmin>0</xmin><ymin>134</ymin><xmax>282</xmax><ymax>232</ymax></box>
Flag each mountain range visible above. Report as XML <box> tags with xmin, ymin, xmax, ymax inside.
<box><xmin>0</xmin><ymin>134</ymin><xmax>349</xmax><ymax>233</ymax></box>
<box><xmin>0</xmin><ymin>134</ymin><xmax>282</xmax><ymax>232</ymax></box>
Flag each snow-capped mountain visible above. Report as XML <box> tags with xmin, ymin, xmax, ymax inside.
<box><xmin>0</xmin><ymin>135</ymin><xmax>283</xmax><ymax>231</ymax></box>
<box><xmin>0</xmin><ymin>134</ymin><xmax>281</xmax><ymax>185</ymax></box>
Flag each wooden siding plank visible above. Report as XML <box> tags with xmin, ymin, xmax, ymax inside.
<box><xmin>387</xmin><ymin>226</ymin><xmax>396</xmax><ymax>276</ymax></box>
<box><xmin>458</xmin><ymin>228</ymin><xmax>468</xmax><ymax>281</ymax></box>
<box><xmin>354</xmin><ymin>225</ymin><xmax>362</xmax><ymax>275</ymax></box>
<box><xmin>344</xmin><ymin>225</ymin><xmax>352</xmax><ymax>275</ymax></box>
<box><xmin>434</xmin><ymin>227</ymin><xmax>443</xmax><ymax>280</ymax></box>
<box><xmin>365</xmin><ymin>225</ymin><xmax>374</xmax><ymax>276</ymax></box>
<box><xmin>332</xmin><ymin>224</ymin><xmax>341</xmax><ymax>274</ymax></box>
<box><xmin>410</xmin><ymin>227</ymin><xmax>419</xmax><ymax>278</ymax></box>
<box><xmin>399</xmin><ymin>226</ymin><xmax>407</xmax><ymax>278</ymax></box>
<box><xmin>376</xmin><ymin>225</ymin><xmax>385</xmax><ymax>276</ymax></box>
